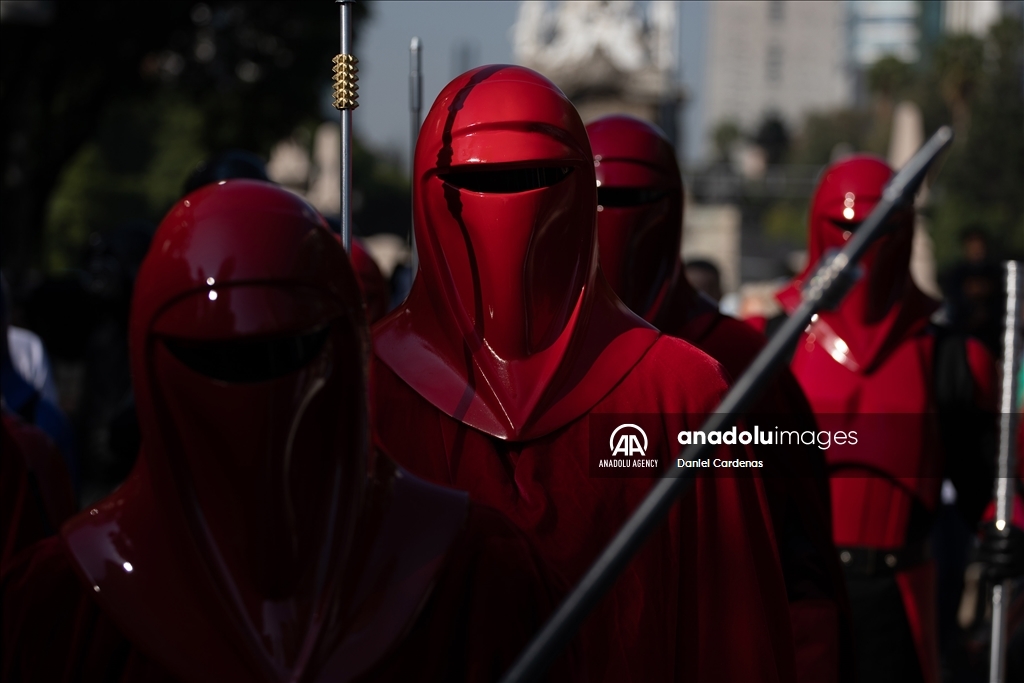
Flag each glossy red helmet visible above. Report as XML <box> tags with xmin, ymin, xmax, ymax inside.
<box><xmin>588</xmin><ymin>115</ymin><xmax>684</xmax><ymax>321</ymax></box>
<box><xmin>125</xmin><ymin>180</ymin><xmax>367</xmax><ymax>676</ymax></box>
<box><xmin>376</xmin><ymin>65</ymin><xmax>658</xmax><ymax>439</ymax></box>
<box><xmin>413</xmin><ymin>64</ymin><xmax>597</xmax><ymax>362</ymax></box>
<box><xmin>805</xmin><ymin>155</ymin><xmax>915</xmax><ymax>319</ymax></box>
<box><xmin>775</xmin><ymin>154</ymin><xmax>932</xmax><ymax>372</ymax></box>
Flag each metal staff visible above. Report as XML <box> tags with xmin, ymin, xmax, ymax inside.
<box><xmin>333</xmin><ymin>0</ymin><xmax>358</xmax><ymax>252</ymax></box>
<box><xmin>499</xmin><ymin>125</ymin><xmax>955</xmax><ymax>683</ymax></box>
<box><xmin>409</xmin><ymin>37</ymin><xmax>422</xmax><ymax>274</ymax></box>
<box><xmin>989</xmin><ymin>261</ymin><xmax>1023</xmax><ymax>683</ymax></box>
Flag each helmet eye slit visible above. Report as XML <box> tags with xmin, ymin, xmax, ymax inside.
<box><xmin>162</xmin><ymin>327</ymin><xmax>331</xmax><ymax>383</ymax></box>
<box><xmin>597</xmin><ymin>187</ymin><xmax>667</xmax><ymax>208</ymax></box>
<box><xmin>829</xmin><ymin>218</ymin><xmax>863</xmax><ymax>232</ymax></box>
<box><xmin>439</xmin><ymin>166</ymin><xmax>573</xmax><ymax>193</ymax></box>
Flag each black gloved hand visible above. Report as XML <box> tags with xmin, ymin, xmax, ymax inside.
<box><xmin>977</xmin><ymin>522</ymin><xmax>1024</xmax><ymax>581</ymax></box>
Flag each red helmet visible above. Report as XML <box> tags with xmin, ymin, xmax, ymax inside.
<box><xmin>778</xmin><ymin>155</ymin><xmax>932</xmax><ymax>372</ymax></box>
<box><xmin>375</xmin><ymin>65</ymin><xmax>658</xmax><ymax>439</ymax></box>
<box><xmin>588</xmin><ymin>115</ymin><xmax>684</xmax><ymax>321</ymax></box>
<box><xmin>65</xmin><ymin>180</ymin><xmax>370</xmax><ymax>679</ymax></box>
<box><xmin>805</xmin><ymin>155</ymin><xmax>915</xmax><ymax>321</ymax></box>
<box><xmin>414</xmin><ymin>65</ymin><xmax>596</xmax><ymax>361</ymax></box>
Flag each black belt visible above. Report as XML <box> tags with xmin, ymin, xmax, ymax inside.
<box><xmin>837</xmin><ymin>542</ymin><xmax>930</xmax><ymax>577</ymax></box>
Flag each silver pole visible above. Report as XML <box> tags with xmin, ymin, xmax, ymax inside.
<box><xmin>337</xmin><ymin>0</ymin><xmax>356</xmax><ymax>253</ymax></box>
<box><xmin>989</xmin><ymin>261</ymin><xmax>1023</xmax><ymax>683</ymax></box>
<box><xmin>409</xmin><ymin>37</ymin><xmax>422</xmax><ymax>275</ymax></box>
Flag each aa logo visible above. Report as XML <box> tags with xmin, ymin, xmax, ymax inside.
<box><xmin>609</xmin><ymin>424</ymin><xmax>648</xmax><ymax>457</ymax></box>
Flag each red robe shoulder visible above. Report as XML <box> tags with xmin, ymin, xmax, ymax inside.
<box><xmin>1</xmin><ymin>503</ymin><xmax>574</xmax><ymax>683</ymax></box>
<box><xmin>372</xmin><ymin>333</ymin><xmax>797</xmax><ymax>682</ymax></box>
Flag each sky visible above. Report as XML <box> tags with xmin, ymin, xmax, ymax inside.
<box><xmin>352</xmin><ymin>1</ymin><xmax>710</xmax><ymax>170</ymax></box>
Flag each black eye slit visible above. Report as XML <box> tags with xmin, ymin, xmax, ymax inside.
<box><xmin>439</xmin><ymin>166</ymin><xmax>573</xmax><ymax>193</ymax></box>
<box><xmin>829</xmin><ymin>218</ymin><xmax>863</xmax><ymax>232</ymax></box>
<box><xmin>162</xmin><ymin>327</ymin><xmax>331</xmax><ymax>383</ymax></box>
<box><xmin>597</xmin><ymin>187</ymin><xmax>667</xmax><ymax>208</ymax></box>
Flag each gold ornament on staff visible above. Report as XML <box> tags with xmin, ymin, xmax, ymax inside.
<box><xmin>332</xmin><ymin>53</ymin><xmax>359</xmax><ymax>110</ymax></box>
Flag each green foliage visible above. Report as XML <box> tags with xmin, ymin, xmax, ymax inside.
<box><xmin>44</xmin><ymin>96</ymin><xmax>206</xmax><ymax>271</ymax></box>
<box><xmin>1</xmin><ymin>0</ymin><xmax>374</xmax><ymax>276</ymax></box>
<box><xmin>867</xmin><ymin>55</ymin><xmax>915</xmax><ymax>99</ymax></box>
<box><xmin>711</xmin><ymin>120</ymin><xmax>742</xmax><ymax>163</ymax></box>
<box><xmin>762</xmin><ymin>200</ymin><xmax>809</xmax><ymax>244</ymax></box>
<box><xmin>929</xmin><ymin>19</ymin><xmax>1024</xmax><ymax>264</ymax></box>
<box><xmin>789</xmin><ymin>109</ymin><xmax>878</xmax><ymax>166</ymax></box>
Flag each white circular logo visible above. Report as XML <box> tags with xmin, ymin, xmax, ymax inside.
<box><xmin>609</xmin><ymin>424</ymin><xmax>648</xmax><ymax>457</ymax></box>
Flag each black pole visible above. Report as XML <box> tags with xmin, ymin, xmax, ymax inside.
<box><xmin>499</xmin><ymin>125</ymin><xmax>954</xmax><ymax>683</ymax></box>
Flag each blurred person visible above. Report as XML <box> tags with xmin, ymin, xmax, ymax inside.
<box><xmin>1</xmin><ymin>180</ymin><xmax>575</xmax><ymax>683</ymax></box>
<box><xmin>684</xmin><ymin>258</ymin><xmax>724</xmax><ymax>304</ymax></box>
<box><xmin>1</xmin><ymin>273</ymin><xmax>79</xmax><ymax>487</ymax></box>
<box><xmin>939</xmin><ymin>226</ymin><xmax>1004</xmax><ymax>354</ymax></box>
<box><xmin>759</xmin><ymin>156</ymin><xmax>998</xmax><ymax>683</ymax></box>
<box><xmin>372</xmin><ymin>65</ymin><xmax>796</xmax><ymax>682</ymax></box>
<box><xmin>589</xmin><ymin>114</ymin><xmax>854</xmax><ymax>683</ymax></box>
<box><xmin>181</xmin><ymin>148</ymin><xmax>270</xmax><ymax>196</ymax></box>
<box><xmin>78</xmin><ymin>221</ymin><xmax>154</xmax><ymax>497</ymax></box>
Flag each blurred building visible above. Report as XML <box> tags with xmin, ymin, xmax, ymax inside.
<box><xmin>703</xmin><ymin>0</ymin><xmax>851</xmax><ymax>158</ymax></box>
<box><xmin>944</xmin><ymin>0</ymin><xmax>1005</xmax><ymax>35</ymax></box>
<box><xmin>512</xmin><ymin>0</ymin><xmax>684</xmax><ymax>148</ymax></box>
<box><xmin>846</xmin><ymin>0</ymin><xmax>920</xmax><ymax>68</ymax></box>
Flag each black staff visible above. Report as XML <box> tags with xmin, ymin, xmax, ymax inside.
<box><xmin>500</xmin><ymin>125</ymin><xmax>955</xmax><ymax>683</ymax></box>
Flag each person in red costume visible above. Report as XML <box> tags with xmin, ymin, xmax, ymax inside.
<box><xmin>1</xmin><ymin>180</ymin><xmax>574</xmax><ymax>683</ymax></box>
<box><xmin>587</xmin><ymin>113</ymin><xmax>854</xmax><ymax>683</ymax></box>
<box><xmin>371</xmin><ymin>64</ymin><xmax>796</xmax><ymax>682</ymax></box>
<box><xmin>759</xmin><ymin>155</ymin><xmax>998</xmax><ymax>683</ymax></box>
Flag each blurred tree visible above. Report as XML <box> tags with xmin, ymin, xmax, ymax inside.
<box><xmin>933</xmin><ymin>33</ymin><xmax>985</xmax><ymax>141</ymax></box>
<box><xmin>789</xmin><ymin>108</ymin><xmax>875</xmax><ymax>165</ymax></box>
<box><xmin>930</xmin><ymin>18</ymin><xmax>1024</xmax><ymax>264</ymax></box>
<box><xmin>865</xmin><ymin>55</ymin><xmax>916</xmax><ymax>152</ymax></box>
<box><xmin>0</xmin><ymin>1</ymin><xmax>371</xmax><ymax>279</ymax></box>
<box><xmin>754</xmin><ymin>113</ymin><xmax>790</xmax><ymax>165</ymax></box>
<box><xmin>867</xmin><ymin>55</ymin><xmax>916</xmax><ymax>101</ymax></box>
<box><xmin>711</xmin><ymin>120</ymin><xmax>742</xmax><ymax>164</ymax></box>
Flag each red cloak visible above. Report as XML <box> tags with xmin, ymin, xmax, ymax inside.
<box><xmin>2</xmin><ymin>180</ymin><xmax>572</xmax><ymax>683</ymax></box>
<box><xmin>587</xmin><ymin>114</ymin><xmax>853</xmax><ymax>683</ymax></box>
<box><xmin>373</xmin><ymin>65</ymin><xmax>796</xmax><ymax>682</ymax></box>
<box><xmin>774</xmin><ymin>156</ymin><xmax>997</xmax><ymax>683</ymax></box>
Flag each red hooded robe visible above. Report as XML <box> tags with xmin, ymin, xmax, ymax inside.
<box><xmin>372</xmin><ymin>65</ymin><xmax>796</xmax><ymax>683</ymax></box>
<box><xmin>771</xmin><ymin>156</ymin><xmax>997</xmax><ymax>683</ymax></box>
<box><xmin>588</xmin><ymin>114</ymin><xmax>854</xmax><ymax>683</ymax></box>
<box><xmin>2</xmin><ymin>181</ymin><xmax>572</xmax><ymax>683</ymax></box>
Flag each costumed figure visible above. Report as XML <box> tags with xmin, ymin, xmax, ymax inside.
<box><xmin>371</xmin><ymin>65</ymin><xmax>796</xmax><ymax>682</ymax></box>
<box><xmin>764</xmin><ymin>155</ymin><xmax>998</xmax><ymax>683</ymax></box>
<box><xmin>588</xmin><ymin>113</ymin><xmax>854</xmax><ymax>683</ymax></box>
<box><xmin>2</xmin><ymin>180</ymin><xmax>572</xmax><ymax>683</ymax></box>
